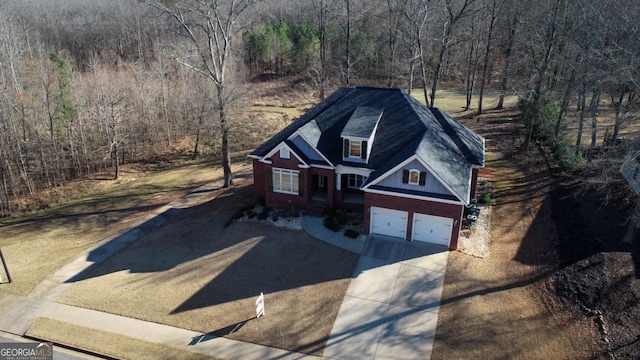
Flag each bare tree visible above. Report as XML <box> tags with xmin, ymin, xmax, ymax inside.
<box><xmin>402</xmin><ymin>0</ymin><xmax>431</xmax><ymax>105</ymax></box>
<box><xmin>311</xmin><ymin>0</ymin><xmax>330</xmax><ymax>100</ymax></box>
<box><xmin>141</xmin><ymin>0</ymin><xmax>259</xmax><ymax>187</ymax></box>
<box><xmin>476</xmin><ymin>0</ymin><xmax>501</xmax><ymax>114</ymax></box>
<box><xmin>521</xmin><ymin>0</ymin><xmax>565</xmax><ymax>151</ymax></box>
<box><xmin>430</xmin><ymin>0</ymin><xmax>476</xmax><ymax>107</ymax></box>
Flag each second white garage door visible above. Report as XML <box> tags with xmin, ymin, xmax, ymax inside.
<box><xmin>412</xmin><ymin>213</ymin><xmax>453</xmax><ymax>246</ymax></box>
<box><xmin>370</xmin><ymin>207</ymin><xmax>408</xmax><ymax>239</ymax></box>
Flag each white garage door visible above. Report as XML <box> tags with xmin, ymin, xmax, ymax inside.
<box><xmin>412</xmin><ymin>213</ymin><xmax>453</xmax><ymax>246</ymax></box>
<box><xmin>370</xmin><ymin>207</ymin><xmax>408</xmax><ymax>239</ymax></box>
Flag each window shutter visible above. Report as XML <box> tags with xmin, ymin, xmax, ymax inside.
<box><xmin>419</xmin><ymin>171</ymin><xmax>427</xmax><ymax>186</ymax></box>
<box><xmin>298</xmin><ymin>172</ymin><xmax>304</xmax><ymax>196</ymax></box>
<box><xmin>268</xmin><ymin>168</ymin><xmax>274</xmax><ymax>192</ymax></box>
<box><xmin>343</xmin><ymin>139</ymin><xmax>349</xmax><ymax>157</ymax></box>
<box><xmin>361</xmin><ymin>141</ymin><xmax>367</xmax><ymax>160</ymax></box>
<box><xmin>402</xmin><ymin>170</ymin><xmax>409</xmax><ymax>184</ymax></box>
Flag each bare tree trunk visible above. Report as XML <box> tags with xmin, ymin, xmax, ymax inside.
<box><xmin>344</xmin><ymin>0</ymin><xmax>352</xmax><ymax>85</ymax></box>
<box><xmin>407</xmin><ymin>55</ymin><xmax>415</xmax><ymax>95</ymax></box>
<box><xmin>316</xmin><ymin>0</ymin><xmax>328</xmax><ymax>100</ymax></box>
<box><xmin>418</xmin><ymin>37</ymin><xmax>430</xmax><ymax>107</ymax></box>
<box><xmin>430</xmin><ymin>0</ymin><xmax>474</xmax><ymax>107</ymax></box>
<box><xmin>218</xmin><ymin>85</ymin><xmax>233</xmax><ymax>187</ymax></box>
<box><xmin>523</xmin><ymin>0</ymin><xmax>561</xmax><ymax>151</ymax></box>
<box><xmin>192</xmin><ymin>126</ymin><xmax>201</xmax><ymax>161</ymax></box>
<box><xmin>555</xmin><ymin>67</ymin><xmax>576</xmax><ymax>137</ymax></box>
<box><xmin>497</xmin><ymin>13</ymin><xmax>517</xmax><ymax>110</ymax></box>
<box><xmin>464</xmin><ymin>35</ymin><xmax>478</xmax><ymax>111</ymax></box>
<box><xmin>575</xmin><ymin>84</ymin><xmax>587</xmax><ymax>153</ymax></box>
<box><xmin>589</xmin><ymin>88</ymin><xmax>600</xmax><ymax>151</ymax></box>
<box><xmin>477</xmin><ymin>0</ymin><xmax>498</xmax><ymax>115</ymax></box>
<box><xmin>610</xmin><ymin>88</ymin><xmax>628</xmax><ymax>146</ymax></box>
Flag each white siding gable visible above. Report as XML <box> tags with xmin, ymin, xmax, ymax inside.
<box><xmin>375</xmin><ymin>159</ymin><xmax>453</xmax><ymax>197</ymax></box>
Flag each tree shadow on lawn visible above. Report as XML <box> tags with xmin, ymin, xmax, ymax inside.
<box><xmin>62</xmin><ymin>183</ymin><xmax>360</xmax><ymax>355</ymax></box>
<box><xmin>65</xmin><ymin>184</ymin><xmax>257</xmax><ymax>282</ymax></box>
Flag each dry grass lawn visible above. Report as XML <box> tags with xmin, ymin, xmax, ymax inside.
<box><xmin>58</xmin><ymin>183</ymin><xmax>359</xmax><ymax>356</ymax></box>
<box><xmin>409</xmin><ymin>89</ymin><xmax>519</xmax><ymax>116</ymax></box>
<box><xmin>28</xmin><ymin>317</ymin><xmax>217</xmax><ymax>360</ymax></box>
<box><xmin>0</xmin><ymin>160</ymin><xmax>250</xmax><ymax>297</ymax></box>
<box><xmin>432</xmin><ymin>110</ymin><xmax>603</xmax><ymax>358</ymax></box>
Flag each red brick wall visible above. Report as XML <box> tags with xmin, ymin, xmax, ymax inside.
<box><xmin>258</xmin><ymin>151</ymin><xmax>311</xmax><ymax>209</ymax></box>
<box><xmin>364</xmin><ymin>192</ymin><xmax>463</xmax><ymax>249</ymax></box>
<box><xmin>252</xmin><ymin>159</ymin><xmax>266</xmax><ymax>199</ymax></box>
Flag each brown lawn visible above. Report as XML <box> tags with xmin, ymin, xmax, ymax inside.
<box><xmin>58</xmin><ymin>182</ymin><xmax>359</xmax><ymax>356</ymax></box>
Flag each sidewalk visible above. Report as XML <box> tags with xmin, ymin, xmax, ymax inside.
<box><xmin>0</xmin><ymin>292</ymin><xmax>311</xmax><ymax>360</ymax></box>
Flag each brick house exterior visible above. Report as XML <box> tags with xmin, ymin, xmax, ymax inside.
<box><xmin>250</xmin><ymin>87</ymin><xmax>484</xmax><ymax>249</ymax></box>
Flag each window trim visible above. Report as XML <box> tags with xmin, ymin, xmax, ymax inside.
<box><xmin>272</xmin><ymin>168</ymin><xmax>299</xmax><ymax>195</ymax></box>
<box><xmin>347</xmin><ymin>174</ymin><xmax>366</xmax><ymax>189</ymax></box>
<box><xmin>408</xmin><ymin>169</ymin><xmax>421</xmax><ymax>185</ymax></box>
<box><xmin>343</xmin><ymin>138</ymin><xmax>367</xmax><ymax>161</ymax></box>
<box><xmin>349</xmin><ymin>140</ymin><xmax>362</xmax><ymax>158</ymax></box>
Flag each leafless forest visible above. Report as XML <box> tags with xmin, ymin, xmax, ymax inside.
<box><xmin>0</xmin><ymin>0</ymin><xmax>638</xmax><ymax>217</ymax></box>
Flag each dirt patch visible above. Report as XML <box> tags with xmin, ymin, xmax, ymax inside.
<box><xmin>59</xmin><ymin>183</ymin><xmax>358</xmax><ymax>356</ymax></box>
<box><xmin>554</xmin><ymin>252</ymin><xmax>640</xmax><ymax>359</ymax></box>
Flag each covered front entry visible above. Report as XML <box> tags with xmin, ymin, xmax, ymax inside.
<box><xmin>370</xmin><ymin>207</ymin><xmax>408</xmax><ymax>239</ymax></box>
<box><xmin>411</xmin><ymin>213</ymin><xmax>453</xmax><ymax>246</ymax></box>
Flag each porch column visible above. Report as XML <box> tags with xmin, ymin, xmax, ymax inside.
<box><xmin>327</xmin><ymin>173</ymin><xmax>335</xmax><ymax>205</ymax></box>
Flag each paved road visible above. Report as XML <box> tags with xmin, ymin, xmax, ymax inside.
<box><xmin>0</xmin><ymin>334</ymin><xmax>103</xmax><ymax>360</ymax></box>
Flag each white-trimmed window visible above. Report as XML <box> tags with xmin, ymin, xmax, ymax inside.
<box><xmin>408</xmin><ymin>169</ymin><xmax>420</xmax><ymax>185</ymax></box>
<box><xmin>343</xmin><ymin>138</ymin><xmax>367</xmax><ymax>161</ymax></box>
<box><xmin>273</xmin><ymin>168</ymin><xmax>299</xmax><ymax>194</ymax></box>
<box><xmin>349</xmin><ymin>141</ymin><xmax>362</xmax><ymax>157</ymax></box>
<box><xmin>402</xmin><ymin>169</ymin><xmax>426</xmax><ymax>186</ymax></box>
<box><xmin>347</xmin><ymin>174</ymin><xmax>366</xmax><ymax>189</ymax></box>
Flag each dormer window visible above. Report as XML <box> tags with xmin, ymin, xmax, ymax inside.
<box><xmin>350</xmin><ymin>140</ymin><xmax>362</xmax><ymax>157</ymax></box>
<box><xmin>403</xmin><ymin>169</ymin><xmax>427</xmax><ymax>186</ymax></box>
<box><xmin>343</xmin><ymin>138</ymin><xmax>367</xmax><ymax>160</ymax></box>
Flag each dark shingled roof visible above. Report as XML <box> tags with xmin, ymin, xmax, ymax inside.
<box><xmin>341</xmin><ymin>106</ymin><xmax>383</xmax><ymax>138</ymax></box>
<box><xmin>250</xmin><ymin>86</ymin><xmax>485</xmax><ymax>204</ymax></box>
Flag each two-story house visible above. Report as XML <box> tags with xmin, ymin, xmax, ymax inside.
<box><xmin>249</xmin><ymin>86</ymin><xmax>485</xmax><ymax>249</ymax></box>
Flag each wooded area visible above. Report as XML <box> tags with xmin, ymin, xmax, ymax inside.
<box><xmin>0</xmin><ymin>0</ymin><xmax>638</xmax><ymax>217</ymax></box>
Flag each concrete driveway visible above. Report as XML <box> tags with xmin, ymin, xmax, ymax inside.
<box><xmin>323</xmin><ymin>235</ymin><xmax>448</xmax><ymax>360</ymax></box>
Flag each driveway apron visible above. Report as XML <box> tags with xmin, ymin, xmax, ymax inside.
<box><xmin>323</xmin><ymin>235</ymin><xmax>448</xmax><ymax>360</ymax></box>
